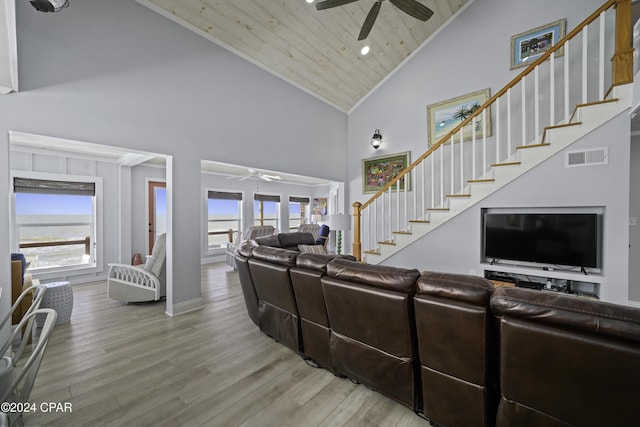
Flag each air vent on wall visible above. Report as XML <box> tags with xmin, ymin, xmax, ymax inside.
<box><xmin>565</xmin><ymin>147</ymin><xmax>608</xmax><ymax>168</ymax></box>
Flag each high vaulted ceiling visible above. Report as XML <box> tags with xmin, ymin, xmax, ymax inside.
<box><xmin>137</xmin><ymin>0</ymin><xmax>471</xmax><ymax>112</ymax></box>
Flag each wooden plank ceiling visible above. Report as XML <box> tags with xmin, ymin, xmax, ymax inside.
<box><xmin>138</xmin><ymin>0</ymin><xmax>470</xmax><ymax>112</ymax></box>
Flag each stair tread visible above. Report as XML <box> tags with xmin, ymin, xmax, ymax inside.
<box><xmin>570</xmin><ymin>97</ymin><xmax>618</xmax><ymax>122</ymax></box>
<box><xmin>517</xmin><ymin>143</ymin><xmax>550</xmax><ymax>150</ymax></box>
<box><xmin>427</xmin><ymin>208</ymin><xmax>450</xmax><ymax>211</ymax></box>
<box><xmin>392</xmin><ymin>231</ymin><xmax>412</xmax><ymax>235</ymax></box>
<box><xmin>447</xmin><ymin>194</ymin><xmax>471</xmax><ymax>198</ymax></box>
<box><xmin>491</xmin><ymin>161</ymin><xmax>521</xmax><ymax>167</ymax></box>
<box><xmin>409</xmin><ymin>219</ymin><xmax>431</xmax><ymax>223</ymax></box>
<box><xmin>468</xmin><ymin>179</ymin><xmax>495</xmax><ymax>183</ymax></box>
<box><xmin>378</xmin><ymin>241</ymin><xmax>396</xmax><ymax>245</ymax></box>
<box><xmin>364</xmin><ymin>250</ymin><xmax>380</xmax><ymax>255</ymax></box>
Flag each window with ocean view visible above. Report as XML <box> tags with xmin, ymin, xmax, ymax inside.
<box><xmin>289</xmin><ymin>196</ymin><xmax>310</xmax><ymax>230</ymax></box>
<box><xmin>13</xmin><ymin>176</ymin><xmax>97</xmax><ymax>271</ymax></box>
<box><xmin>207</xmin><ymin>190</ymin><xmax>242</xmax><ymax>254</ymax></box>
<box><xmin>254</xmin><ymin>193</ymin><xmax>280</xmax><ymax>230</ymax></box>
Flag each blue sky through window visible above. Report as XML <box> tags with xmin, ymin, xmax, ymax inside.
<box><xmin>16</xmin><ymin>193</ymin><xmax>92</xmax><ymax>215</ymax></box>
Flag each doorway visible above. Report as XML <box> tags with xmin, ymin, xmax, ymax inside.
<box><xmin>148</xmin><ymin>180</ymin><xmax>167</xmax><ymax>253</ymax></box>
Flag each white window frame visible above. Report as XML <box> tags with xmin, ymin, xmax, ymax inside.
<box><xmin>205</xmin><ymin>188</ymin><xmax>244</xmax><ymax>255</ymax></box>
<box><xmin>288</xmin><ymin>196</ymin><xmax>310</xmax><ymax>231</ymax></box>
<box><xmin>254</xmin><ymin>193</ymin><xmax>281</xmax><ymax>231</ymax></box>
<box><xmin>10</xmin><ymin>171</ymin><xmax>103</xmax><ymax>278</ymax></box>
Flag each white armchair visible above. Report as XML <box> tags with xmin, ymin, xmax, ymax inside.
<box><xmin>225</xmin><ymin>226</ymin><xmax>275</xmax><ymax>269</ymax></box>
<box><xmin>107</xmin><ymin>234</ymin><xmax>166</xmax><ymax>303</ymax></box>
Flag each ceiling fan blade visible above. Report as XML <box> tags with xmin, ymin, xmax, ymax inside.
<box><xmin>389</xmin><ymin>0</ymin><xmax>433</xmax><ymax>21</ymax></box>
<box><xmin>260</xmin><ymin>175</ymin><xmax>272</xmax><ymax>182</ymax></box>
<box><xmin>358</xmin><ymin>1</ymin><xmax>381</xmax><ymax>41</ymax></box>
<box><xmin>316</xmin><ymin>0</ymin><xmax>360</xmax><ymax>11</ymax></box>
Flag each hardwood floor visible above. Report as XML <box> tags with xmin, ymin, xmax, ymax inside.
<box><xmin>23</xmin><ymin>262</ymin><xmax>432</xmax><ymax>427</ymax></box>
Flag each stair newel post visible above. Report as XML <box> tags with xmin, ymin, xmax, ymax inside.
<box><xmin>353</xmin><ymin>202</ymin><xmax>362</xmax><ymax>261</ymax></box>
<box><xmin>613</xmin><ymin>0</ymin><xmax>633</xmax><ymax>86</ymax></box>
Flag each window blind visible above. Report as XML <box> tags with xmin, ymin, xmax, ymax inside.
<box><xmin>254</xmin><ymin>194</ymin><xmax>280</xmax><ymax>203</ymax></box>
<box><xmin>13</xmin><ymin>177</ymin><xmax>96</xmax><ymax>196</ymax></box>
<box><xmin>289</xmin><ymin>196</ymin><xmax>310</xmax><ymax>204</ymax></box>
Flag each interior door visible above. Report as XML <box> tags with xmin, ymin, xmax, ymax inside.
<box><xmin>148</xmin><ymin>181</ymin><xmax>167</xmax><ymax>253</ymax></box>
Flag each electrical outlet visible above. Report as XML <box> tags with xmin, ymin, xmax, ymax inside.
<box><xmin>630</xmin><ymin>217</ymin><xmax>637</xmax><ymax>227</ymax></box>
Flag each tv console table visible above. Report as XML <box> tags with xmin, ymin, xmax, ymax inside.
<box><xmin>483</xmin><ymin>263</ymin><xmax>601</xmax><ymax>299</ymax></box>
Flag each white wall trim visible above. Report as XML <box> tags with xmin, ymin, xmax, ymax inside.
<box><xmin>0</xmin><ymin>0</ymin><xmax>18</xmax><ymax>94</ymax></box>
<box><xmin>166</xmin><ymin>297</ymin><xmax>204</xmax><ymax>317</ymax></box>
<box><xmin>627</xmin><ymin>300</ymin><xmax>640</xmax><ymax>308</ymax></box>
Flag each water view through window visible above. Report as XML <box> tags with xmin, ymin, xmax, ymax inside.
<box><xmin>16</xmin><ymin>193</ymin><xmax>95</xmax><ymax>269</ymax></box>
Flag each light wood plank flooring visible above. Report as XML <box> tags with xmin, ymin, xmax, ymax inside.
<box><xmin>23</xmin><ymin>262</ymin><xmax>433</xmax><ymax>427</ymax></box>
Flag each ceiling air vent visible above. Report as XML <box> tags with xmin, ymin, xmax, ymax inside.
<box><xmin>565</xmin><ymin>147</ymin><xmax>608</xmax><ymax>168</ymax></box>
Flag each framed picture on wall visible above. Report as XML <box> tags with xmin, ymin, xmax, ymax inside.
<box><xmin>427</xmin><ymin>89</ymin><xmax>492</xmax><ymax>147</ymax></box>
<box><xmin>510</xmin><ymin>19</ymin><xmax>566</xmax><ymax>69</ymax></box>
<box><xmin>362</xmin><ymin>151</ymin><xmax>410</xmax><ymax>194</ymax></box>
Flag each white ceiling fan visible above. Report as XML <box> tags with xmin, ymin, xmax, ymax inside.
<box><xmin>230</xmin><ymin>168</ymin><xmax>282</xmax><ymax>182</ymax></box>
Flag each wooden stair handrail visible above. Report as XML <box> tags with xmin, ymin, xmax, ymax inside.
<box><xmin>353</xmin><ymin>0</ymin><xmax>631</xmax><ymax>261</ymax></box>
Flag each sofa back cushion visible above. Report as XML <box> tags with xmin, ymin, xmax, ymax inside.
<box><xmin>415</xmin><ymin>272</ymin><xmax>497</xmax><ymax>427</ymax></box>
<box><xmin>251</xmin><ymin>245</ymin><xmax>298</xmax><ymax>267</ymax></box>
<box><xmin>326</xmin><ymin>258</ymin><xmax>419</xmax><ymax>294</ymax></box>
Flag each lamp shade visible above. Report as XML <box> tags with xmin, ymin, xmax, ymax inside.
<box><xmin>326</xmin><ymin>214</ymin><xmax>351</xmax><ymax>231</ymax></box>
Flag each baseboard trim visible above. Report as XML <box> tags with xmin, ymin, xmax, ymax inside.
<box><xmin>166</xmin><ymin>297</ymin><xmax>204</xmax><ymax>317</ymax></box>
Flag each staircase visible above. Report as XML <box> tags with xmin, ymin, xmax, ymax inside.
<box><xmin>353</xmin><ymin>0</ymin><xmax>634</xmax><ymax>263</ymax></box>
<box><xmin>363</xmin><ymin>84</ymin><xmax>632</xmax><ymax>264</ymax></box>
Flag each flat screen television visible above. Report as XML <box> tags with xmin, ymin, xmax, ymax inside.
<box><xmin>483</xmin><ymin>212</ymin><xmax>602</xmax><ymax>270</ymax></box>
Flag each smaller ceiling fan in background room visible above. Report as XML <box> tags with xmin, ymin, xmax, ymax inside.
<box><xmin>315</xmin><ymin>0</ymin><xmax>434</xmax><ymax>41</ymax></box>
<box><xmin>228</xmin><ymin>168</ymin><xmax>282</xmax><ymax>182</ymax></box>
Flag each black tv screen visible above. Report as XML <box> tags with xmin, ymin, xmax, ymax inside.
<box><xmin>483</xmin><ymin>212</ymin><xmax>601</xmax><ymax>269</ymax></box>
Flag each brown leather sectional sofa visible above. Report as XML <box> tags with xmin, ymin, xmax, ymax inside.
<box><xmin>235</xmin><ymin>233</ymin><xmax>640</xmax><ymax>427</ymax></box>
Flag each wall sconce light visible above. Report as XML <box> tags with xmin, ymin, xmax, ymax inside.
<box><xmin>370</xmin><ymin>129</ymin><xmax>382</xmax><ymax>149</ymax></box>
<box><xmin>30</xmin><ymin>0</ymin><xmax>69</xmax><ymax>12</ymax></box>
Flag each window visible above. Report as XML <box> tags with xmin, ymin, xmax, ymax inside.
<box><xmin>207</xmin><ymin>190</ymin><xmax>242</xmax><ymax>253</ymax></box>
<box><xmin>289</xmin><ymin>196</ymin><xmax>310</xmax><ymax>230</ymax></box>
<box><xmin>13</xmin><ymin>176</ymin><xmax>98</xmax><ymax>271</ymax></box>
<box><xmin>254</xmin><ymin>194</ymin><xmax>280</xmax><ymax>229</ymax></box>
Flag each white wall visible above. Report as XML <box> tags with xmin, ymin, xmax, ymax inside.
<box><xmin>0</xmin><ymin>0</ymin><xmax>347</xmax><ymax>315</ymax></box>
<box><xmin>348</xmin><ymin>0</ymin><xmax>634</xmax><ymax>304</ymax></box>
<box><xmin>386</xmin><ymin>113</ymin><xmax>631</xmax><ymax>305</ymax></box>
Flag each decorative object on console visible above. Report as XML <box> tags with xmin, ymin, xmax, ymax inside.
<box><xmin>427</xmin><ymin>88</ymin><xmax>491</xmax><ymax>146</ymax></box>
<box><xmin>510</xmin><ymin>19</ymin><xmax>566</xmax><ymax>69</ymax></box>
<box><xmin>362</xmin><ymin>151</ymin><xmax>410</xmax><ymax>193</ymax></box>
<box><xmin>370</xmin><ymin>129</ymin><xmax>383</xmax><ymax>149</ymax></box>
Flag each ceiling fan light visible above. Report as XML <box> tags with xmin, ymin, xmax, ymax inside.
<box><xmin>360</xmin><ymin>45</ymin><xmax>370</xmax><ymax>55</ymax></box>
<box><xmin>306</xmin><ymin>0</ymin><xmax>315</xmax><ymax>3</ymax></box>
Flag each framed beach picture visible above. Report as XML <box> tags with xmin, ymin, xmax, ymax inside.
<box><xmin>362</xmin><ymin>151</ymin><xmax>410</xmax><ymax>194</ymax></box>
<box><xmin>427</xmin><ymin>89</ymin><xmax>491</xmax><ymax>147</ymax></box>
<box><xmin>510</xmin><ymin>19</ymin><xmax>566</xmax><ymax>69</ymax></box>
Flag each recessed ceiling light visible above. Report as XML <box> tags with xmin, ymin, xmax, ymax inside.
<box><xmin>361</xmin><ymin>45</ymin><xmax>370</xmax><ymax>55</ymax></box>
<box><xmin>306</xmin><ymin>0</ymin><xmax>314</xmax><ymax>3</ymax></box>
